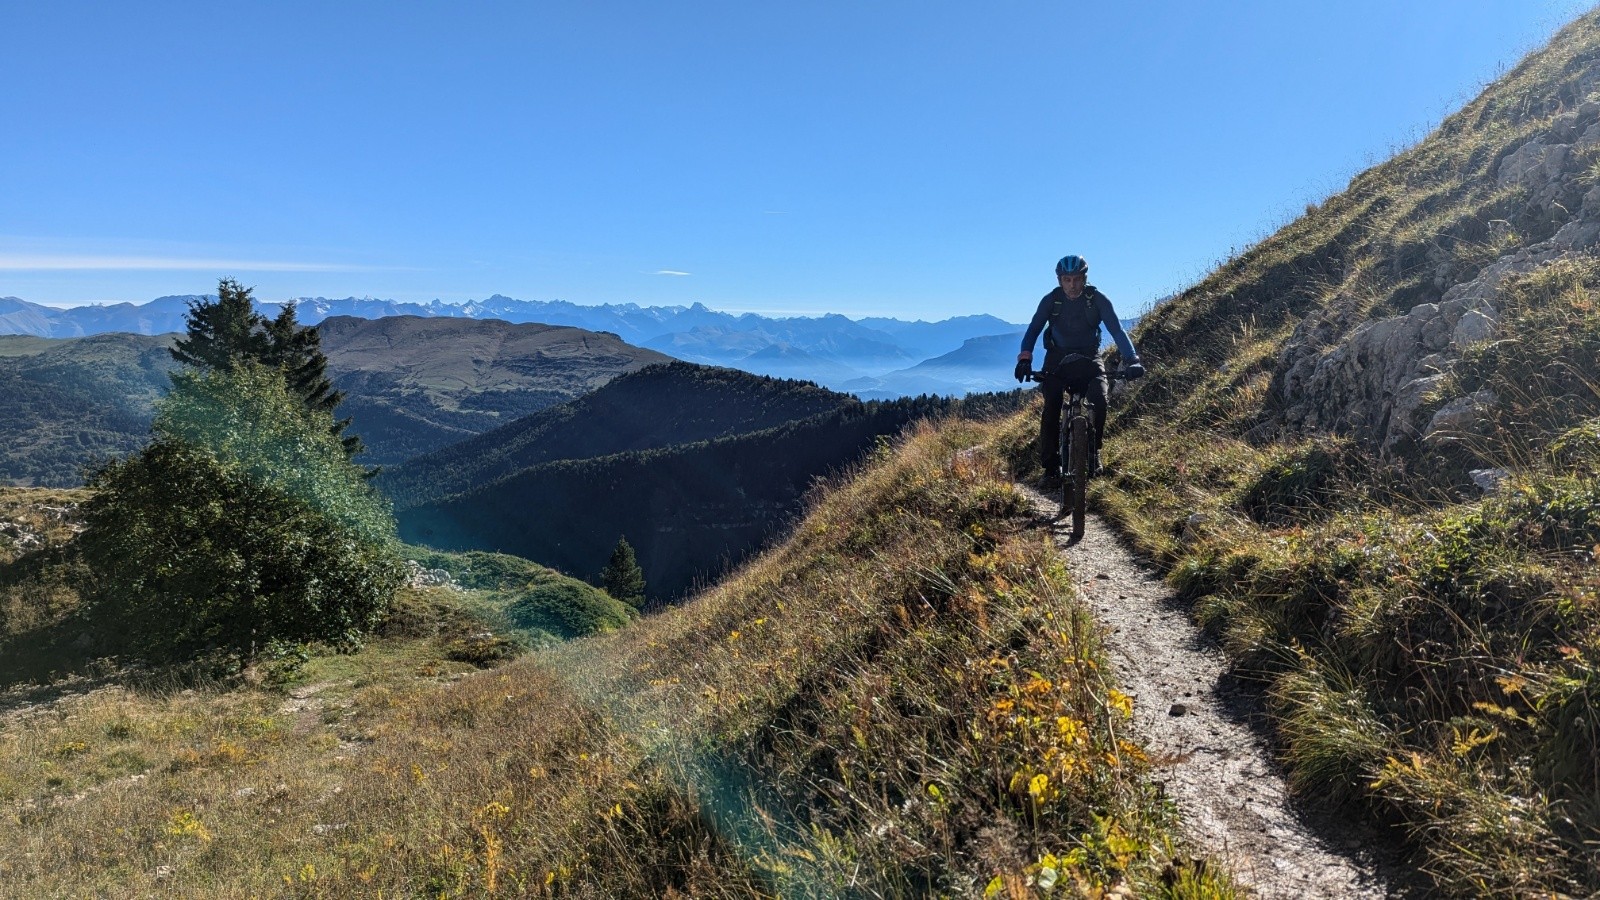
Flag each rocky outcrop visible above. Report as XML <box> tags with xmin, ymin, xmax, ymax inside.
<box><xmin>1261</xmin><ymin>99</ymin><xmax>1600</xmax><ymax>457</ymax></box>
<box><xmin>1269</xmin><ymin>253</ymin><xmax>1531</xmax><ymax>454</ymax></box>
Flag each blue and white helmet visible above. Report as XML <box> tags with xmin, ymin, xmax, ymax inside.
<box><xmin>1055</xmin><ymin>254</ymin><xmax>1088</xmax><ymax>277</ymax></box>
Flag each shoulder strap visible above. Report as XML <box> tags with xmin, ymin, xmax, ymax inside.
<box><xmin>1083</xmin><ymin>286</ymin><xmax>1107</xmax><ymax>320</ymax></box>
<box><xmin>1050</xmin><ymin>287</ymin><xmax>1102</xmax><ymax>323</ymax></box>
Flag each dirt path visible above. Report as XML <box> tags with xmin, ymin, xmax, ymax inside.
<box><xmin>1023</xmin><ymin>490</ymin><xmax>1394</xmax><ymax>898</ymax></box>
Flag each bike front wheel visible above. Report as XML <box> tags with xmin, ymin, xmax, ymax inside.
<box><xmin>1067</xmin><ymin>415</ymin><xmax>1090</xmax><ymax>537</ymax></box>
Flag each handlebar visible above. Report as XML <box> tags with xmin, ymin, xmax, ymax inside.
<box><xmin>1026</xmin><ymin>367</ymin><xmax>1134</xmax><ymax>383</ymax></box>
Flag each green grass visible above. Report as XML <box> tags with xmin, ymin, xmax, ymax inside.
<box><xmin>1080</xmin><ymin>13</ymin><xmax>1600</xmax><ymax>891</ymax></box>
<box><xmin>1093</xmin><ymin>405</ymin><xmax>1600</xmax><ymax>893</ymax></box>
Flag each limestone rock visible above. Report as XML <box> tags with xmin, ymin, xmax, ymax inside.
<box><xmin>1451</xmin><ymin>308</ymin><xmax>1499</xmax><ymax>349</ymax></box>
<box><xmin>1470</xmin><ymin>468</ymin><xmax>1511</xmax><ymax>494</ymax></box>
<box><xmin>1497</xmin><ymin>139</ymin><xmax>1569</xmax><ymax>189</ymax></box>
<box><xmin>1257</xmin><ymin>94</ymin><xmax>1600</xmax><ymax>464</ymax></box>
<box><xmin>1423</xmin><ymin>390</ymin><xmax>1498</xmax><ymax>447</ymax></box>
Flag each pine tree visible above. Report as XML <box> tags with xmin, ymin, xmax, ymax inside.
<box><xmin>601</xmin><ymin>536</ymin><xmax>647</xmax><ymax>610</ymax></box>
<box><xmin>263</xmin><ymin>303</ymin><xmax>366</xmax><ymax>458</ymax></box>
<box><xmin>170</xmin><ymin>278</ymin><xmax>270</xmax><ymax>372</ymax></box>
<box><xmin>172</xmin><ymin>278</ymin><xmax>363</xmax><ymax>458</ymax></box>
<box><xmin>264</xmin><ymin>304</ymin><xmax>340</xmax><ymax>414</ymax></box>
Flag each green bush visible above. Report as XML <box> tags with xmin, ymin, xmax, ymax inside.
<box><xmin>404</xmin><ymin>547</ymin><xmax>635</xmax><ymax>640</ymax></box>
<box><xmin>1550</xmin><ymin>418</ymin><xmax>1600</xmax><ymax>475</ymax></box>
<box><xmin>78</xmin><ymin>365</ymin><xmax>404</xmax><ymax>658</ymax></box>
<box><xmin>404</xmin><ymin>548</ymin><xmax>546</xmax><ymax>592</ymax></box>
<box><xmin>505</xmin><ymin>579</ymin><xmax>631</xmax><ymax>639</ymax></box>
<box><xmin>443</xmin><ymin>632</ymin><xmax>522</xmax><ymax>667</ymax></box>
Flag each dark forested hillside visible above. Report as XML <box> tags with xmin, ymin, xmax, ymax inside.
<box><xmin>0</xmin><ymin>334</ymin><xmax>176</xmax><ymax>486</ymax></box>
<box><xmin>377</xmin><ymin>363</ymin><xmax>853</xmax><ymax>508</ymax></box>
<box><xmin>396</xmin><ymin>391</ymin><xmax>1030</xmax><ymax>600</ymax></box>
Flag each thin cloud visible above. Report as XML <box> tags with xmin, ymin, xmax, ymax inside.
<box><xmin>652</xmin><ymin>269</ymin><xmax>692</xmax><ymax>276</ymax></box>
<box><xmin>0</xmin><ymin>254</ymin><xmax>371</xmax><ymax>272</ymax></box>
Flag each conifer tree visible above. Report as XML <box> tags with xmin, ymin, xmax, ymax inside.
<box><xmin>263</xmin><ymin>303</ymin><xmax>365</xmax><ymax>458</ymax></box>
<box><xmin>170</xmin><ymin>278</ymin><xmax>270</xmax><ymax>372</ymax></box>
<box><xmin>172</xmin><ymin>278</ymin><xmax>363</xmax><ymax>458</ymax></box>
<box><xmin>601</xmin><ymin>536</ymin><xmax>647</xmax><ymax>610</ymax></box>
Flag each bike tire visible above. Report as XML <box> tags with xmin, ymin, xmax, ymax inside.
<box><xmin>1068</xmin><ymin>415</ymin><xmax>1090</xmax><ymax>537</ymax></box>
<box><xmin>1057</xmin><ymin>409</ymin><xmax>1072</xmax><ymax>510</ymax></box>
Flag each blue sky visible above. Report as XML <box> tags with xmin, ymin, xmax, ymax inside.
<box><xmin>1</xmin><ymin>1</ymin><xmax>1591</xmax><ymax>319</ymax></box>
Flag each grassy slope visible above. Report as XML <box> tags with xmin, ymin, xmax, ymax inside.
<box><xmin>0</xmin><ymin>417</ymin><xmax>1236</xmax><ymax>899</ymax></box>
<box><xmin>1090</xmin><ymin>11</ymin><xmax>1600</xmax><ymax>895</ymax></box>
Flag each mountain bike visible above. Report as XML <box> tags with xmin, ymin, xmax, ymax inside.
<box><xmin>1031</xmin><ymin>354</ymin><xmax>1130</xmax><ymax>538</ymax></box>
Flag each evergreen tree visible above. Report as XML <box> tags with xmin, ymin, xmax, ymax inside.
<box><xmin>601</xmin><ymin>536</ymin><xmax>647</xmax><ymax>609</ymax></box>
<box><xmin>170</xmin><ymin>278</ymin><xmax>269</xmax><ymax>372</ymax></box>
<box><xmin>263</xmin><ymin>303</ymin><xmax>365</xmax><ymax>458</ymax></box>
<box><xmin>172</xmin><ymin>278</ymin><xmax>363</xmax><ymax>459</ymax></box>
<box><xmin>264</xmin><ymin>303</ymin><xmax>341</xmax><ymax>414</ymax></box>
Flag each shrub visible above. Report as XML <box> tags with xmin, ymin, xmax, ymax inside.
<box><xmin>78</xmin><ymin>365</ymin><xmax>404</xmax><ymax>658</ymax></box>
<box><xmin>505</xmin><ymin>579</ymin><xmax>630</xmax><ymax>639</ymax></box>
<box><xmin>401</xmin><ymin>548</ymin><xmax>635</xmax><ymax>639</ymax></box>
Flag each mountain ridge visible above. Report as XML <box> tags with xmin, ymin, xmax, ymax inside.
<box><xmin>0</xmin><ymin>317</ymin><xmax>672</xmax><ymax>483</ymax></box>
<box><xmin>0</xmin><ymin>293</ymin><xmax>1025</xmax><ymax>395</ymax></box>
<box><xmin>1091</xmin><ymin>11</ymin><xmax>1600</xmax><ymax>893</ymax></box>
<box><xmin>396</xmin><ymin>391</ymin><xmax>1030</xmax><ymax>599</ymax></box>
<box><xmin>378</xmin><ymin>362</ymin><xmax>854</xmax><ymax>510</ymax></box>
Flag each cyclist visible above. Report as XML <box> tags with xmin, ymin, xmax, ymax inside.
<box><xmin>1013</xmin><ymin>254</ymin><xmax>1144</xmax><ymax>482</ymax></box>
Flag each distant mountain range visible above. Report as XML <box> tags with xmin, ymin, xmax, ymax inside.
<box><xmin>0</xmin><ymin>317</ymin><xmax>670</xmax><ymax>484</ymax></box>
<box><xmin>0</xmin><ymin>294</ymin><xmax>1031</xmax><ymax>396</ymax></box>
<box><xmin>843</xmin><ymin>323</ymin><xmax>1141</xmax><ymax>399</ymax></box>
<box><xmin>0</xmin><ymin>317</ymin><xmax>1034</xmax><ymax>597</ymax></box>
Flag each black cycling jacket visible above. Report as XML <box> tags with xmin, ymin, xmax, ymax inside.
<box><xmin>1020</xmin><ymin>285</ymin><xmax>1138</xmax><ymax>362</ymax></box>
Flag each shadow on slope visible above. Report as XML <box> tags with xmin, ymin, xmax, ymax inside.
<box><xmin>378</xmin><ymin>362</ymin><xmax>852</xmax><ymax>510</ymax></box>
<box><xmin>398</xmin><ymin>391</ymin><xmax>1032</xmax><ymax>601</ymax></box>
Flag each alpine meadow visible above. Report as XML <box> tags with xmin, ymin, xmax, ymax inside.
<box><xmin>7</xmin><ymin>6</ymin><xmax>1600</xmax><ymax>900</ymax></box>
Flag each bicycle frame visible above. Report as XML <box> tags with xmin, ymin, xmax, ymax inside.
<box><xmin>1031</xmin><ymin>354</ymin><xmax>1127</xmax><ymax>538</ymax></box>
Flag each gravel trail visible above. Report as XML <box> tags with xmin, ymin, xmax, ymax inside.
<box><xmin>1023</xmin><ymin>490</ymin><xmax>1394</xmax><ymax>899</ymax></box>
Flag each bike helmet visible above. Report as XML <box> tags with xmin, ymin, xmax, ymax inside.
<box><xmin>1055</xmin><ymin>254</ymin><xmax>1088</xmax><ymax>277</ymax></box>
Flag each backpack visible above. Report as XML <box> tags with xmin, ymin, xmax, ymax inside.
<box><xmin>1042</xmin><ymin>287</ymin><xmax>1101</xmax><ymax>352</ymax></box>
